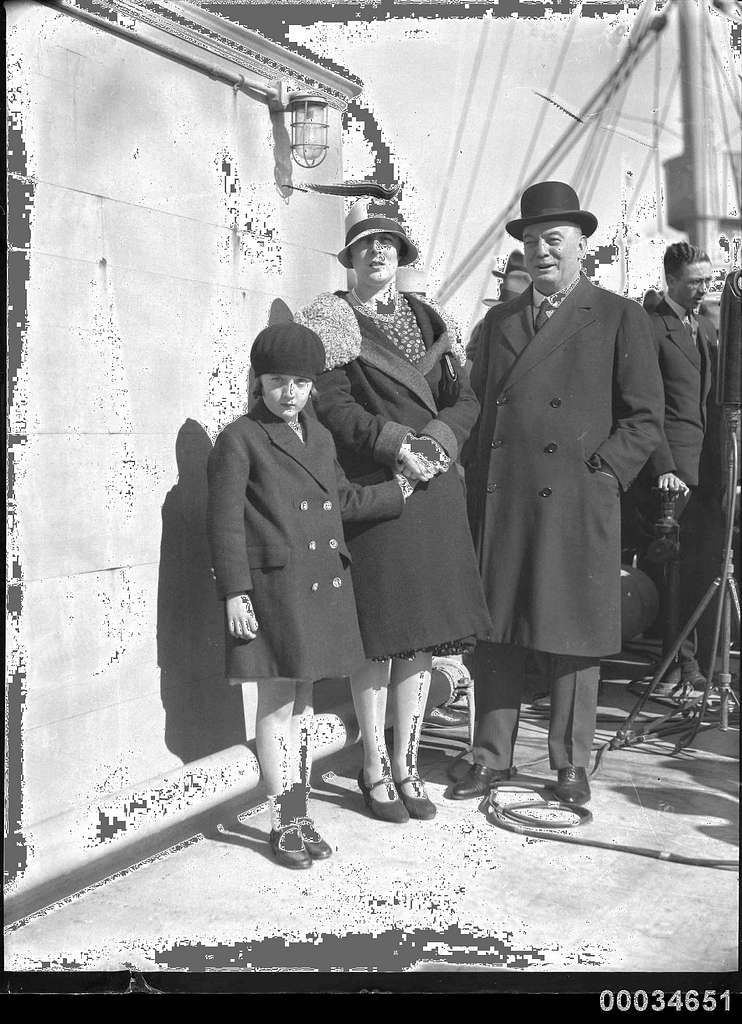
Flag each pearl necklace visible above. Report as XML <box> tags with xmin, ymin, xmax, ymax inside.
<box><xmin>348</xmin><ymin>287</ymin><xmax>399</xmax><ymax>324</ymax></box>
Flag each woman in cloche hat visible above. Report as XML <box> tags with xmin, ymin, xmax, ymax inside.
<box><xmin>295</xmin><ymin>208</ymin><xmax>492</xmax><ymax>825</ymax></box>
<box><xmin>207</xmin><ymin>323</ymin><xmax>416</xmax><ymax>869</ymax></box>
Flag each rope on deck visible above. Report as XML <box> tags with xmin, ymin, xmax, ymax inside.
<box><xmin>486</xmin><ymin>784</ymin><xmax>738</xmax><ymax>872</ymax></box>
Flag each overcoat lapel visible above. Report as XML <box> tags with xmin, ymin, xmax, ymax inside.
<box><xmin>250</xmin><ymin>401</ymin><xmax>332</xmax><ymax>493</ymax></box>
<box><xmin>500</xmin><ymin>277</ymin><xmax>597</xmax><ymax>390</ymax></box>
<box><xmin>656</xmin><ymin>299</ymin><xmax>702</xmax><ymax>371</ymax></box>
<box><xmin>697</xmin><ymin>320</ymin><xmax>714</xmax><ymax>425</ymax></box>
<box><xmin>354</xmin><ymin>312</ymin><xmax>439</xmax><ymax>416</ymax></box>
<box><xmin>498</xmin><ymin>289</ymin><xmax>536</xmax><ymax>366</ymax></box>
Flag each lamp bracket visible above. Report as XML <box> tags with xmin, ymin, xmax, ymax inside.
<box><xmin>267</xmin><ymin>80</ymin><xmax>292</xmax><ymax>112</ymax></box>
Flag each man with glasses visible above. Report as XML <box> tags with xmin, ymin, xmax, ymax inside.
<box><xmin>625</xmin><ymin>242</ymin><xmax>719</xmax><ymax>698</ymax></box>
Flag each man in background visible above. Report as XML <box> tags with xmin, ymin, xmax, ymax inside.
<box><xmin>624</xmin><ymin>242</ymin><xmax>719</xmax><ymax>697</ymax></box>
<box><xmin>465</xmin><ymin>252</ymin><xmax>531</xmax><ymax>367</ymax></box>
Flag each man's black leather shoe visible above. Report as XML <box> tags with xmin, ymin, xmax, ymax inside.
<box><xmin>449</xmin><ymin>763</ymin><xmax>512</xmax><ymax>800</ymax></box>
<box><xmin>552</xmin><ymin>766</ymin><xmax>591</xmax><ymax>805</ymax></box>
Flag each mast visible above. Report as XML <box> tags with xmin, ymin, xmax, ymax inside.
<box><xmin>666</xmin><ymin>0</ymin><xmax>716</xmax><ymax>254</ymax></box>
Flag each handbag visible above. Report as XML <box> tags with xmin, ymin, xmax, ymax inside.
<box><xmin>437</xmin><ymin>350</ymin><xmax>460</xmax><ymax>409</ymax></box>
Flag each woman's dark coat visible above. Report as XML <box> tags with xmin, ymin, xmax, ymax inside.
<box><xmin>465</xmin><ymin>277</ymin><xmax>664</xmax><ymax>658</ymax></box>
<box><xmin>311</xmin><ymin>294</ymin><xmax>492</xmax><ymax>659</ymax></box>
<box><xmin>206</xmin><ymin>399</ymin><xmax>404</xmax><ymax>681</ymax></box>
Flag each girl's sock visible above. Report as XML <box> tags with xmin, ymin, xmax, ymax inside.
<box><xmin>268</xmin><ymin>783</ymin><xmax>308</xmax><ymax>832</ymax></box>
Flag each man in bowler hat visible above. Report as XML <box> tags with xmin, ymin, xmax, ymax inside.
<box><xmin>466</xmin><ymin>252</ymin><xmax>532</xmax><ymax>366</ymax></box>
<box><xmin>457</xmin><ymin>181</ymin><xmax>664</xmax><ymax>804</ymax></box>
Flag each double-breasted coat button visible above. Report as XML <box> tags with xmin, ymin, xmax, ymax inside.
<box><xmin>308</xmin><ymin>541</ymin><xmax>317</xmax><ymax>551</ymax></box>
<box><xmin>329</xmin><ymin>539</ymin><xmax>338</xmax><ymax>549</ymax></box>
<box><xmin>550</xmin><ymin>397</ymin><xmax>562</xmax><ymax>408</ymax></box>
<box><xmin>323</xmin><ymin>500</ymin><xmax>333</xmax><ymax>511</ymax></box>
<box><xmin>299</xmin><ymin>500</ymin><xmax>309</xmax><ymax>511</ymax></box>
<box><xmin>491</xmin><ymin>439</ymin><xmax>503</xmax><ymax>449</ymax></box>
<box><xmin>544</xmin><ymin>443</ymin><xmax>558</xmax><ymax>454</ymax></box>
<box><xmin>539</xmin><ymin>487</ymin><xmax>553</xmax><ymax>497</ymax></box>
<box><xmin>311</xmin><ymin>582</ymin><xmax>319</xmax><ymax>592</ymax></box>
<box><xmin>332</xmin><ymin>577</ymin><xmax>342</xmax><ymax>588</ymax></box>
<box><xmin>486</xmin><ymin>483</ymin><xmax>498</xmax><ymax>493</ymax></box>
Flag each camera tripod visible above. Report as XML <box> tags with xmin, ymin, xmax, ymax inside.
<box><xmin>609</xmin><ymin>409</ymin><xmax>740</xmax><ymax>755</ymax></box>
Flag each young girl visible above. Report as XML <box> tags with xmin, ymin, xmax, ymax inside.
<box><xmin>206</xmin><ymin>323</ymin><xmax>414</xmax><ymax>869</ymax></box>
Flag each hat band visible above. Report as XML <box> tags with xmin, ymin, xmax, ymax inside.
<box><xmin>344</xmin><ymin>226</ymin><xmax>407</xmax><ymax>250</ymax></box>
<box><xmin>345</xmin><ymin>216</ymin><xmax>409</xmax><ymax>248</ymax></box>
<box><xmin>521</xmin><ymin>207</ymin><xmax>590</xmax><ymax>220</ymax></box>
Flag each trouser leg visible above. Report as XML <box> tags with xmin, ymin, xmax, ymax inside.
<box><xmin>547</xmin><ymin>655</ymin><xmax>600</xmax><ymax>769</ymax></box>
<box><xmin>679</xmin><ymin>492</ymin><xmax>725</xmax><ymax>678</ymax></box>
<box><xmin>471</xmin><ymin>642</ymin><xmax>527</xmax><ymax>770</ymax></box>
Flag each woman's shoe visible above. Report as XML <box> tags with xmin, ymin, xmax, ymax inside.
<box><xmin>394</xmin><ymin>775</ymin><xmax>437</xmax><ymax>820</ymax></box>
<box><xmin>295</xmin><ymin>817</ymin><xmax>333</xmax><ymax>859</ymax></box>
<box><xmin>357</xmin><ymin>771</ymin><xmax>410</xmax><ymax>823</ymax></box>
<box><xmin>269</xmin><ymin>823</ymin><xmax>313</xmax><ymax>869</ymax></box>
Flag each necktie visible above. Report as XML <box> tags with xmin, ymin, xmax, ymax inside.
<box><xmin>534</xmin><ymin>299</ymin><xmax>551</xmax><ymax>331</ymax></box>
<box><xmin>685</xmin><ymin>311</ymin><xmax>698</xmax><ymax>345</ymax></box>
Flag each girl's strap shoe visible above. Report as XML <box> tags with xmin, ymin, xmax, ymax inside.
<box><xmin>295</xmin><ymin>816</ymin><xmax>333</xmax><ymax>859</ymax></box>
<box><xmin>269</xmin><ymin>823</ymin><xmax>313</xmax><ymax>869</ymax></box>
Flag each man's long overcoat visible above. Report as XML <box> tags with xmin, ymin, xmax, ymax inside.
<box><xmin>465</xmin><ymin>277</ymin><xmax>664</xmax><ymax>657</ymax></box>
<box><xmin>206</xmin><ymin>400</ymin><xmax>404</xmax><ymax>681</ymax></box>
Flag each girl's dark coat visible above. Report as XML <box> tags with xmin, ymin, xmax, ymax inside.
<box><xmin>206</xmin><ymin>400</ymin><xmax>404</xmax><ymax>681</ymax></box>
<box><xmin>312</xmin><ymin>294</ymin><xmax>492</xmax><ymax>659</ymax></box>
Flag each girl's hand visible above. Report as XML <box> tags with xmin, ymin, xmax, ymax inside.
<box><xmin>226</xmin><ymin>593</ymin><xmax>259</xmax><ymax>639</ymax></box>
<box><xmin>398</xmin><ymin>442</ymin><xmax>436</xmax><ymax>482</ymax></box>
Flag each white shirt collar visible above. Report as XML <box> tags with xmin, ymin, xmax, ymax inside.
<box><xmin>664</xmin><ymin>293</ymin><xmax>691</xmax><ymax>322</ymax></box>
<box><xmin>532</xmin><ymin>273</ymin><xmax>582</xmax><ymax>309</ymax></box>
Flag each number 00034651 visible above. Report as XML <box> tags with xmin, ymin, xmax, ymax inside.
<box><xmin>599</xmin><ymin>990</ymin><xmax>731</xmax><ymax>1013</ymax></box>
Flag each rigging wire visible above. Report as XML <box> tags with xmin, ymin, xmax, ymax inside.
<box><xmin>513</xmin><ymin>8</ymin><xmax>582</xmax><ymax>193</ymax></box>
<box><xmin>700</xmin><ymin>0</ymin><xmax>723</xmax><ymax>221</ymax></box>
<box><xmin>653</xmin><ymin>32</ymin><xmax>665</xmax><ymax>234</ymax></box>
<box><xmin>434</xmin><ymin>6</ymin><xmax>667</xmax><ymax>305</ymax></box>
<box><xmin>571</xmin><ymin>99</ymin><xmax>612</xmax><ymax>198</ymax></box>
<box><xmin>705</xmin><ymin>19</ymin><xmax>742</xmax><ymax>213</ymax></box>
<box><xmin>464</xmin><ymin>8</ymin><xmax>583</xmax><ymax>332</ymax></box>
<box><xmin>705</xmin><ymin>14</ymin><xmax>742</xmax><ymax>115</ymax></box>
<box><xmin>582</xmin><ymin>21</ymin><xmax>652</xmax><ymax>212</ymax></box>
<box><xmin>582</xmin><ymin>96</ymin><xmax>633</xmax><ymax>211</ymax></box>
<box><xmin>426</xmin><ymin>18</ymin><xmax>491</xmax><ymax>276</ymax></box>
<box><xmin>626</xmin><ymin>68</ymin><xmax>680</xmax><ymax>224</ymax></box>
<box><xmin>443</xmin><ymin>18</ymin><xmax>516</xmax><ymax>288</ymax></box>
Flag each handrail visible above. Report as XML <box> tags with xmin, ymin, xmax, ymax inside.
<box><xmin>46</xmin><ymin>0</ymin><xmax>281</xmax><ymax>106</ymax></box>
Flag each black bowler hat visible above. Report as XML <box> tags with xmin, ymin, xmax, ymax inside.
<box><xmin>251</xmin><ymin>323</ymin><xmax>325</xmax><ymax>381</ymax></box>
<box><xmin>337</xmin><ymin>216</ymin><xmax>419</xmax><ymax>269</ymax></box>
<box><xmin>506</xmin><ymin>181</ymin><xmax>598</xmax><ymax>241</ymax></box>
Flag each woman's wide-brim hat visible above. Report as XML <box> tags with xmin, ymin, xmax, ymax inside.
<box><xmin>337</xmin><ymin>216</ymin><xmax>419</xmax><ymax>269</ymax></box>
<box><xmin>506</xmin><ymin>181</ymin><xmax>598</xmax><ymax>241</ymax></box>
